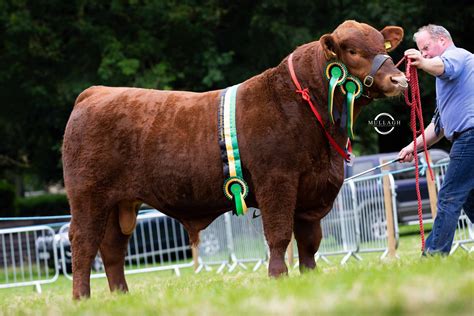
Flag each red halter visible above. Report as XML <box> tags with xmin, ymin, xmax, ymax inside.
<box><xmin>287</xmin><ymin>53</ymin><xmax>351</xmax><ymax>162</ymax></box>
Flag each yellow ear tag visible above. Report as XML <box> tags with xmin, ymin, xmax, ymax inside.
<box><xmin>384</xmin><ymin>41</ymin><xmax>392</xmax><ymax>50</ymax></box>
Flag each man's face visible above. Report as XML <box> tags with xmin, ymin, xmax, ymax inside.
<box><xmin>415</xmin><ymin>31</ymin><xmax>447</xmax><ymax>58</ymax></box>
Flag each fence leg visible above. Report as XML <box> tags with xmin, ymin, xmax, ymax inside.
<box><xmin>253</xmin><ymin>260</ymin><xmax>263</xmax><ymax>272</ymax></box>
<box><xmin>216</xmin><ymin>262</ymin><xmax>227</xmax><ymax>274</ymax></box>
<box><xmin>382</xmin><ymin>172</ymin><xmax>397</xmax><ymax>258</ymax></box>
<box><xmin>34</xmin><ymin>283</ymin><xmax>42</xmax><ymax>294</ymax></box>
<box><xmin>315</xmin><ymin>253</ymin><xmax>332</xmax><ymax>265</ymax></box>
<box><xmin>449</xmin><ymin>243</ymin><xmax>460</xmax><ymax>255</ymax></box>
<box><xmin>340</xmin><ymin>252</ymin><xmax>353</xmax><ymax>265</ymax></box>
<box><xmin>195</xmin><ymin>264</ymin><xmax>203</xmax><ymax>274</ymax></box>
<box><xmin>286</xmin><ymin>234</ymin><xmax>294</xmax><ymax>268</ymax></box>
<box><xmin>340</xmin><ymin>251</ymin><xmax>362</xmax><ymax>265</ymax></box>
<box><xmin>426</xmin><ymin>156</ymin><xmax>438</xmax><ymax>218</ymax></box>
<box><xmin>192</xmin><ymin>245</ymin><xmax>199</xmax><ymax>272</ymax></box>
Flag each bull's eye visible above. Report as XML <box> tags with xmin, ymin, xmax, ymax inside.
<box><xmin>348</xmin><ymin>49</ymin><xmax>357</xmax><ymax>55</ymax></box>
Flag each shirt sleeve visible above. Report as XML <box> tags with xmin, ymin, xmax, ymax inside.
<box><xmin>438</xmin><ymin>49</ymin><xmax>465</xmax><ymax>80</ymax></box>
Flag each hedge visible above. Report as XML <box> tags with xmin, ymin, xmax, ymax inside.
<box><xmin>16</xmin><ymin>194</ymin><xmax>70</xmax><ymax>217</ymax></box>
<box><xmin>0</xmin><ymin>180</ymin><xmax>16</xmax><ymax>216</ymax></box>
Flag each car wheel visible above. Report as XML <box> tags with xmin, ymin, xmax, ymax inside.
<box><xmin>370</xmin><ymin>216</ymin><xmax>387</xmax><ymax>240</ymax></box>
<box><xmin>92</xmin><ymin>255</ymin><xmax>104</xmax><ymax>272</ymax></box>
<box><xmin>200</xmin><ymin>232</ymin><xmax>220</xmax><ymax>256</ymax></box>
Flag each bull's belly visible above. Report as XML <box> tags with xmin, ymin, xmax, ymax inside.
<box><xmin>296</xmin><ymin>175</ymin><xmax>344</xmax><ymax>215</ymax></box>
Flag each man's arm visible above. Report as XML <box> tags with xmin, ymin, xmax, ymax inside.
<box><xmin>398</xmin><ymin>122</ymin><xmax>444</xmax><ymax>162</ymax></box>
<box><xmin>404</xmin><ymin>49</ymin><xmax>445</xmax><ymax>76</ymax></box>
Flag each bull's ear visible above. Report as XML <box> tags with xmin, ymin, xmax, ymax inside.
<box><xmin>320</xmin><ymin>34</ymin><xmax>339</xmax><ymax>60</ymax></box>
<box><xmin>381</xmin><ymin>26</ymin><xmax>404</xmax><ymax>52</ymax></box>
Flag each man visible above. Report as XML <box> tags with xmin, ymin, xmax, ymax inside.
<box><xmin>398</xmin><ymin>24</ymin><xmax>474</xmax><ymax>255</ymax></box>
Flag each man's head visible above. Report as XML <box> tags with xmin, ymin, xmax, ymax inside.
<box><xmin>414</xmin><ymin>25</ymin><xmax>453</xmax><ymax>58</ymax></box>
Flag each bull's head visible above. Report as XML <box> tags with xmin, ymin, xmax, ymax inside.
<box><xmin>320</xmin><ymin>20</ymin><xmax>407</xmax><ymax>99</ymax></box>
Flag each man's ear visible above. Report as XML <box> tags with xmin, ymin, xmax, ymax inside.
<box><xmin>320</xmin><ymin>34</ymin><xmax>339</xmax><ymax>60</ymax></box>
<box><xmin>380</xmin><ymin>26</ymin><xmax>404</xmax><ymax>52</ymax></box>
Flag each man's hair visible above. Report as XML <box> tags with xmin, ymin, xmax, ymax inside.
<box><xmin>413</xmin><ymin>24</ymin><xmax>452</xmax><ymax>42</ymax></box>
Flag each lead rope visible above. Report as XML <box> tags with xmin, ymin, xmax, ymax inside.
<box><xmin>397</xmin><ymin>56</ymin><xmax>435</xmax><ymax>252</ymax></box>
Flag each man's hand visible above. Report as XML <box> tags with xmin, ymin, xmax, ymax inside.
<box><xmin>404</xmin><ymin>48</ymin><xmax>445</xmax><ymax>76</ymax></box>
<box><xmin>404</xmin><ymin>49</ymin><xmax>425</xmax><ymax>69</ymax></box>
<box><xmin>398</xmin><ymin>144</ymin><xmax>415</xmax><ymax>163</ymax></box>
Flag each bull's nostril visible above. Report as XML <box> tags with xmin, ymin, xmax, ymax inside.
<box><xmin>391</xmin><ymin>75</ymin><xmax>408</xmax><ymax>88</ymax></box>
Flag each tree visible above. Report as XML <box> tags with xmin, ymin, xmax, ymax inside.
<box><xmin>0</xmin><ymin>0</ymin><xmax>472</xmax><ymax>192</ymax></box>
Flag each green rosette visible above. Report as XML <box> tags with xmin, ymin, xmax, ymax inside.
<box><xmin>325</xmin><ymin>61</ymin><xmax>348</xmax><ymax>124</ymax></box>
<box><xmin>341</xmin><ymin>75</ymin><xmax>363</xmax><ymax>139</ymax></box>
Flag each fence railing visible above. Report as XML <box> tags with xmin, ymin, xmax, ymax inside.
<box><xmin>58</xmin><ymin>211</ymin><xmax>194</xmax><ymax>280</ymax></box>
<box><xmin>301</xmin><ymin>172</ymin><xmax>399</xmax><ymax>265</ymax></box>
<box><xmin>0</xmin><ymin>225</ymin><xmax>59</xmax><ymax>292</ymax></box>
<box><xmin>197</xmin><ymin>210</ymin><xmax>267</xmax><ymax>273</ymax></box>
<box><xmin>316</xmin><ymin>181</ymin><xmax>361</xmax><ymax>264</ymax></box>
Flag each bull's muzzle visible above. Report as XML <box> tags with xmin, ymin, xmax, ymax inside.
<box><xmin>391</xmin><ymin>75</ymin><xmax>408</xmax><ymax>89</ymax></box>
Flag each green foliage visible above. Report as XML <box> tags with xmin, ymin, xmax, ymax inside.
<box><xmin>0</xmin><ymin>0</ymin><xmax>472</xmax><ymax>187</ymax></box>
<box><xmin>15</xmin><ymin>194</ymin><xmax>70</xmax><ymax>217</ymax></box>
<box><xmin>0</xmin><ymin>180</ymin><xmax>16</xmax><ymax>216</ymax></box>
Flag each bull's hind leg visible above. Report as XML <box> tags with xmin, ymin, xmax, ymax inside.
<box><xmin>255</xmin><ymin>174</ymin><xmax>298</xmax><ymax>277</ymax></box>
<box><xmin>99</xmin><ymin>201</ymin><xmax>139</xmax><ymax>293</ymax></box>
<box><xmin>293</xmin><ymin>215</ymin><xmax>322</xmax><ymax>273</ymax></box>
<box><xmin>68</xmin><ymin>196</ymin><xmax>110</xmax><ymax>299</ymax></box>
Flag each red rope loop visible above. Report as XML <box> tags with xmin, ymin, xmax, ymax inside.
<box><xmin>296</xmin><ymin>88</ymin><xmax>310</xmax><ymax>101</ymax></box>
<box><xmin>401</xmin><ymin>57</ymin><xmax>436</xmax><ymax>252</ymax></box>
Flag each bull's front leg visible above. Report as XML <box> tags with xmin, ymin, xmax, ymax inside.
<box><xmin>255</xmin><ymin>173</ymin><xmax>298</xmax><ymax>277</ymax></box>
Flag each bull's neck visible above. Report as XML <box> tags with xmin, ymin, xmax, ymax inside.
<box><xmin>287</xmin><ymin>43</ymin><xmax>372</xmax><ymax>124</ymax></box>
<box><xmin>270</xmin><ymin>43</ymin><xmax>350</xmax><ymax>150</ymax></box>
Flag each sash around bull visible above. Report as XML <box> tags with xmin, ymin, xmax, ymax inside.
<box><xmin>62</xmin><ymin>20</ymin><xmax>407</xmax><ymax>299</ymax></box>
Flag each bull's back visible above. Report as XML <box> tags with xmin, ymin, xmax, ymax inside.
<box><xmin>62</xmin><ymin>86</ymin><xmax>223</xmax><ymax>201</ymax></box>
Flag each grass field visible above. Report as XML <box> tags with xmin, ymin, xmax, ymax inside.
<box><xmin>0</xmin><ymin>233</ymin><xmax>473</xmax><ymax>316</ymax></box>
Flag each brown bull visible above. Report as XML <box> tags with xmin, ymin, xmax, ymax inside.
<box><xmin>63</xmin><ymin>20</ymin><xmax>407</xmax><ymax>299</ymax></box>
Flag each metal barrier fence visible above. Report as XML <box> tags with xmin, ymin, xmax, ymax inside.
<box><xmin>0</xmin><ymin>172</ymin><xmax>399</xmax><ymax>292</ymax></box>
<box><xmin>433</xmin><ymin>162</ymin><xmax>474</xmax><ymax>253</ymax></box>
<box><xmin>313</xmin><ymin>173</ymin><xmax>398</xmax><ymax>265</ymax></box>
<box><xmin>196</xmin><ymin>213</ymin><xmax>230</xmax><ymax>273</ymax></box>
<box><xmin>196</xmin><ymin>209</ymin><xmax>267</xmax><ymax>273</ymax></box>
<box><xmin>3</xmin><ymin>161</ymin><xmax>473</xmax><ymax>292</ymax></box>
<box><xmin>58</xmin><ymin>211</ymin><xmax>194</xmax><ymax>280</ymax></box>
<box><xmin>352</xmin><ymin>173</ymin><xmax>398</xmax><ymax>256</ymax></box>
<box><xmin>317</xmin><ymin>181</ymin><xmax>360</xmax><ymax>264</ymax></box>
<box><xmin>0</xmin><ymin>225</ymin><xmax>59</xmax><ymax>293</ymax></box>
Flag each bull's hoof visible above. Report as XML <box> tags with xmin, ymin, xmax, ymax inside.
<box><xmin>299</xmin><ymin>263</ymin><xmax>316</xmax><ymax>274</ymax></box>
<box><xmin>298</xmin><ymin>258</ymin><xmax>316</xmax><ymax>273</ymax></box>
<box><xmin>72</xmin><ymin>292</ymin><xmax>91</xmax><ymax>301</ymax></box>
<box><xmin>268</xmin><ymin>261</ymin><xmax>288</xmax><ymax>277</ymax></box>
<box><xmin>110</xmin><ymin>284</ymin><xmax>129</xmax><ymax>294</ymax></box>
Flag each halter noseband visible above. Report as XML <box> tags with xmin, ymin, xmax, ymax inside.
<box><xmin>363</xmin><ymin>54</ymin><xmax>392</xmax><ymax>87</ymax></box>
